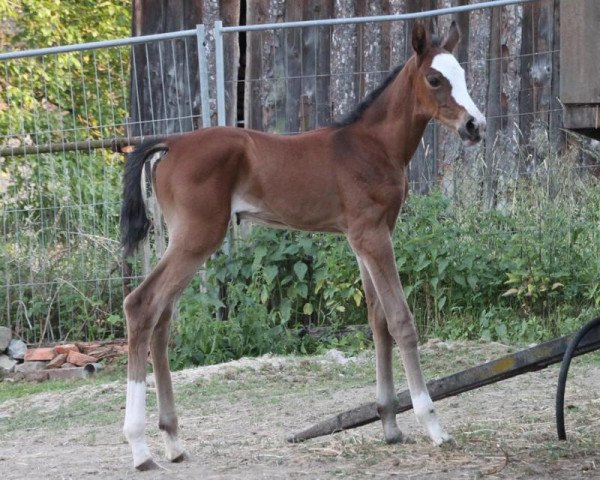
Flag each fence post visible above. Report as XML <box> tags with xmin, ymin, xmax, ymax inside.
<box><xmin>196</xmin><ymin>24</ymin><xmax>212</xmax><ymax>129</ymax></box>
<box><xmin>214</xmin><ymin>20</ymin><xmax>227</xmax><ymax>127</ymax></box>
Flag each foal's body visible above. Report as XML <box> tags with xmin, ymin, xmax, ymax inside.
<box><xmin>159</xmin><ymin>124</ymin><xmax>408</xmax><ymax>234</ymax></box>
<box><xmin>121</xmin><ymin>22</ymin><xmax>485</xmax><ymax>470</ymax></box>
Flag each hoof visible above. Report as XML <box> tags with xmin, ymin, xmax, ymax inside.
<box><xmin>384</xmin><ymin>432</ymin><xmax>404</xmax><ymax>444</ymax></box>
<box><xmin>383</xmin><ymin>422</ymin><xmax>406</xmax><ymax>445</ymax></box>
<box><xmin>170</xmin><ymin>451</ymin><xmax>189</xmax><ymax>463</ymax></box>
<box><xmin>136</xmin><ymin>458</ymin><xmax>161</xmax><ymax>471</ymax></box>
<box><xmin>385</xmin><ymin>432</ymin><xmax>415</xmax><ymax>445</ymax></box>
<box><xmin>436</xmin><ymin>435</ymin><xmax>458</xmax><ymax>450</ymax></box>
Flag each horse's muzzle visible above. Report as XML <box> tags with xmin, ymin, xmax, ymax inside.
<box><xmin>459</xmin><ymin>116</ymin><xmax>485</xmax><ymax>145</ymax></box>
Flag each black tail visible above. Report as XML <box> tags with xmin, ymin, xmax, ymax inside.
<box><xmin>120</xmin><ymin>139</ymin><xmax>168</xmax><ymax>258</ymax></box>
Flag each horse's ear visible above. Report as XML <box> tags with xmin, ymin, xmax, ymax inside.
<box><xmin>411</xmin><ymin>22</ymin><xmax>428</xmax><ymax>56</ymax></box>
<box><xmin>442</xmin><ymin>20</ymin><xmax>461</xmax><ymax>53</ymax></box>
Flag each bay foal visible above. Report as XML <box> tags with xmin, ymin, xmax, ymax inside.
<box><xmin>121</xmin><ymin>22</ymin><xmax>485</xmax><ymax>470</ymax></box>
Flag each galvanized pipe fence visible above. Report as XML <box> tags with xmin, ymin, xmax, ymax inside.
<box><xmin>0</xmin><ymin>0</ymin><xmax>597</xmax><ymax>344</ymax></box>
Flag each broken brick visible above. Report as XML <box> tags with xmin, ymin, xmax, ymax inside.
<box><xmin>55</xmin><ymin>344</ymin><xmax>80</xmax><ymax>355</ymax></box>
<box><xmin>66</xmin><ymin>350</ymin><xmax>97</xmax><ymax>366</ymax></box>
<box><xmin>24</xmin><ymin>347</ymin><xmax>55</xmax><ymax>362</ymax></box>
<box><xmin>46</xmin><ymin>353</ymin><xmax>68</xmax><ymax>369</ymax></box>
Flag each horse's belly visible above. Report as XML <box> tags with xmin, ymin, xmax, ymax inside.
<box><xmin>231</xmin><ymin>194</ymin><xmax>343</xmax><ymax>233</ymax></box>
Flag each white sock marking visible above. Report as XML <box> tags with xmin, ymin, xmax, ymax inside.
<box><xmin>412</xmin><ymin>391</ymin><xmax>450</xmax><ymax>445</ymax></box>
<box><xmin>162</xmin><ymin>431</ymin><xmax>185</xmax><ymax>461</ymax></box>
<box><xmin>431</xmin><ymin>53</ymin><xmax>486</xmax><ymax>126</ymax></box>
<box><xmin>123</xmin><ymin>380</ymin><xmax>152</xmax><ymax>467</ymax></box>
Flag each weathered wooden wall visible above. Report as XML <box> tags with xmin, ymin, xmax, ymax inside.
<box><xmin>129</xmin><ymin>0</ymin><xmax>240</xmax><ymax>291</ymax></box>
<box><xmin>560</xmin><ymin>0</ymin><xmax>600</xmax><ymax>141</ymax></box>
<box><xmin>130</xmin><ymin>0</ymin><xmax>240</xmax><ymax>132</ymax></box>
<box><xmin>240</xmin><ymin>0</ymin><xmax>565</xmax><ymax>196</ymax></box>
<box><xmin>243</xmin><ymin>0</ymin><xmax>334</xmax><ymax>132</ymax></box>
<box><xmin>131</xmin><ymin>0</ymin><xmax>574</xmax><ymax>196</ymax></box>
<box><xmin>129</xmin><ymin>0</ymin><xmax>205</xmax><ymax>136</ymax></box>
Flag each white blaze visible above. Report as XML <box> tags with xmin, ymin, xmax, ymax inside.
<box><xmin>431</xmin><ymin>53</ymin><xmax>486</xmax><ymax>126</ymax></box>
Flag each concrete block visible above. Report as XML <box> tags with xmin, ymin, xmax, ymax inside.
<box><xmin>15</xmin><ymin>361</ymin><xmax>48</xmax><ymax>373</ymax></box>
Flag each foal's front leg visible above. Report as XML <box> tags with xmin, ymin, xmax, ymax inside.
<box><xmin>350</xmin><ymin>228</ymin><xmax>452</xmax><ymax>446</ymax></box>
<box><xmin>357</xmin><ymin>260</ymin><xmax>405</xmax><ymax>443</ymax></box>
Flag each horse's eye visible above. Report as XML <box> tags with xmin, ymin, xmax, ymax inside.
<box><xmin>427</xmin><ymin>76</ymin><xmax>441</xmax><ymax>88</ymax></box>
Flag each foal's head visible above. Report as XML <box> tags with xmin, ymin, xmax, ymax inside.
<box><xmin>411</xmin><ymin>22</ymin><xmax>486</xmax><ymax>145</ymax></box>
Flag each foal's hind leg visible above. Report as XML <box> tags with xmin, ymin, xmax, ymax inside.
<box><xmin>150</xmin><ymin>302</ymin><xmax>188</xmax><ymax>463</ymax></box>
<box><xmin>358</xmin><ymin>259</ymin><xmax>405</xmax><ymax>443</ymax></box>
<box><xmin>123</xmin><ymin>247</ymin><xmax>207</xmax><ymax>470</ymax></box>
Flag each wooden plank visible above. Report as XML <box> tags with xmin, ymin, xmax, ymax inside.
<box><xmin>331</xmin><ymin>0</ymin><xmax>358</xmax><ymax>121</ymax></box>
<box><xmin>315</xmin><ymin>0</ymin><xmax>333</xmax><ymax>127</ymax></box>
<box><xmin>560</xmin><ymin>0</ymin><xmax>600</xmax><ymax>104</ymax></box>
<box><xmin>483</xmin><ymin>5</ymin><xmax>503</xmax><ymax>207</ymax></box>
<box><xmin>130</xmin><ymin>0</ymin><xmax>204</xmax><ymax>136</ymax></box>
<box><xmin>287</xmin><ymin>327</ymin><xmax>600</xmax><ymax>443</ymax></box>
<box><xmin>405</xmin><ymin>0</ymin><xmax>438</xmax><ymax>195</ymax></box>
<box><xmin>284</xmin><ymin>1</ymin><xmax>303</xmax><ymax>133</ymax></box>
<box><xmin>560</xmin><ymin>0</ymin><xmax>599</xmax><ymax>137</ymax></box>
<box><xmin>244</xmin><ymin>0</ymin><xmax>269</xmax><ymax>130</ymax></box>
<box><xmin>563</xmin><ymin>105</ymin><xmax>600</xmax><ymax>140</ymax></box>
<box><xmin>300</xmin><ymin>1</ymin><xmax>318</xmax><ymax>131</ymax></box>
<box><xmin>298</xmin><ymin>0</ymin><xmax>334</xmax><ymax>131</ymax></box>
<box><xmin>219</xmin><ymin>0</ymin><xmax>241</xmax><ymax>126</ymax></box>
<box><xmin>519</xmin><ymin>0</ymin><xmax>559</xmax><ymax>153</ymax></box>
<box><xmin>0</xmin><ymin>136</ymin><xmax>146</xmax><ymax>156</ymax></box>
<box><xmin>453</xmin><ymin>0</ymin><xmax>470</xmax><ymax>69</ymax></box>
<box><xmin>549</xmin><ymin>0</ymin><xmax>562</xmax><ymax>146</ymax></box>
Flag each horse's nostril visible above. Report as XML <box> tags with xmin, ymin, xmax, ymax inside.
<box><xmin>466</xmin><ymin>118</ymin><xmax>476</xmax><ymax>133</ymax></box>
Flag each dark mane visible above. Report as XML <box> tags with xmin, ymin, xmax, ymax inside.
<box><xmin>332</xmin><ymin>63</ymin><xmax>405</xmax><ymax>128</ymax></box>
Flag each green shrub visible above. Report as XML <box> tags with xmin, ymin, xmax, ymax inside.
<box><xmin>170</xmin><ymin>172</ymin><xmax>600</xmax><ymax>367</ymax></box>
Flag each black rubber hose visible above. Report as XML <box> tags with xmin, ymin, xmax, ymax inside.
<box><xmin>556</xmin><ymin>316</ymin><xmax>600</xmax><ymax>441</ymax></box>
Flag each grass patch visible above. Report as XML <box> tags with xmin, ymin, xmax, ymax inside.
<box><xmin>0</xmin><ymin>370</ymin><xmax>126</xmax><ymax>433</ymax></box>
<box><xmin>0</xmin><ymin>378</ymin><xmax>76</xmax><ymax>403</ymax></box>
<box><xmin>0</xmin><ymin>369</ymin><xmax>125</xmax><ymax>403</ymax></box>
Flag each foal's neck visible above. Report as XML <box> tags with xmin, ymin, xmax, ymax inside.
<box><xmin>356</xmin><ymin>58</ymin><xmax>431</xmax><ymax>167</ymax></box>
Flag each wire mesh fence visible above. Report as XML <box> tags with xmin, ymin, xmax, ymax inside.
<box><xmin>0</xmin><ymin>30</ymin><xmax>209</xmax><ymax>343</ymax></box>
<box><xmin>1</xmin><ymin>0</ymin><xmax>599</xmax><ymax>345</ymax></box>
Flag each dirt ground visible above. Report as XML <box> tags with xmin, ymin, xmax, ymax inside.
<box><xmin>1</xmin><ymin>340</ymin><xmax>599</xmax><ymax>479</ymax></box>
